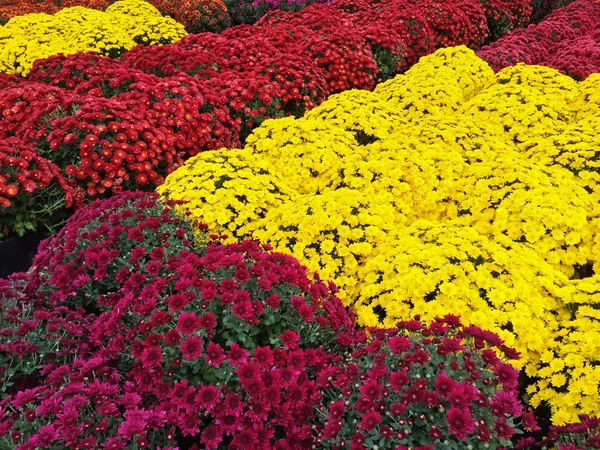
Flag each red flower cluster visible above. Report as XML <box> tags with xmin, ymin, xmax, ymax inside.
<box><xmin>0</xmin><ymin>138</ymin><xmax>83</xmax><ymax>238</ymax></box>
<box><xmin>313</xmin><ymin>316</ymin><xmax>534</xmax><ymax>449</ymax></box>
<box><xmin>477</xmin><ymin>0</ymin><xmax>532</xmax><ymax>41</ymax></box>
<box><xmin>530</xmin><ymin>0</ymin><xmax>578</xmax><ymax>24</ymax></box>
<box><xmin>478</xmin><ymin>0</ymin><xmax>600</xmax><ymax>80</ymax></box>
<box><xmin>0</xmin><ymin>273</ymin><xmax>92</xmax><ymax>395</ymax></box>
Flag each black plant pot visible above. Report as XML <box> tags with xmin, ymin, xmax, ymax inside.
<box><xmin>0</xmin><ymin>231</ymin><xmax>47</xmax><ymax>279</ymax></box>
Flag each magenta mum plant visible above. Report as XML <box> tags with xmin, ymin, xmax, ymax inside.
<box><xmin>312</xmin><ymin>316</ymin><xmax>535</xmax><ymax>450</ymax></box>
<box><xmin>0</xmin><ymin>273</ymin><xmax>92</xmax><ymax>397</ymax></box>
<box><xmin>21</xmin><ymin>191</ymin><xmax>356</xmax><ymax>382</ymax></box>
<box><xmin>0</xmin><ymin>191</ymin><xmax>358</xmax><ymax>449</ymax></box>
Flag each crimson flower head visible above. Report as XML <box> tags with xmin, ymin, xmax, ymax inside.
<box><xmin>180</xmin><ymin>336</ymin><xmax>203</xmax><ymax>361</ymax></box>
<box><xmin>521</xmin><ymin>411</ymin><xmax>540</xmax><ymax>432</ymax></box>
<box><xmin>358</xmin><ymin>410</ymin><xmax>381</xmax><ymax>432</ymax></box>
<box><xmin>177</xmin><ymin>312</ymin><xmax>201</xmax><ymax>334</ymax></box>
<box><xmin>359</xmin><ymin>379</ymin><xmax>382</xmax><ymax>402</ymax></box>
<box><xmin>446</xmin><ymin>407</ymin><xmax>476</xmax><ymax>441</ymax></box>
<box><xmin>204</xmin><ymin>342</ymin><xmax>226</xmax><ymax>368</ymax></box>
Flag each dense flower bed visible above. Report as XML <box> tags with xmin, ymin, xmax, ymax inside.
<box><xmin>0</xmin><ymin>191</ymin><xmax>549</xmax><ymax>449</ymax></box>
<box><xmin>158</xmin><ymin>46</ymin><xmax>600</xmax><ymax>426</ymax></box>
<box><xmin>478</xmin><ymin>0</ymin><xmax>600</xmax><ymax>80</ymax></box>
<box><xmin>0</xmin><ymin>0</ymin><xmax>520</xmax><ymax>239</ymax></box>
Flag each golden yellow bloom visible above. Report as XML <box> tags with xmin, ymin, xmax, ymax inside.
<box><xmin>245</xmin><ymin>116</ymin><xmax>365</xmax><ymax>195</ymax></box>
<box><xmin>354</xmin><ymin>221</ymin><xmax>567</xmax><ymax>372</ymax></box>
<box><xmin>157</xmin><ymin>149</ymin><xmax>297</xmax><ymax>241</ymax></box>
<box><xmin>304</xmin><ymin>89</ymin><xmax>408</xmax><ymax>143</ymax></box>
<box><xmin>248</xmin><ymin>188</ymin><xmax>403</xmax><ymax>302</ymax></box>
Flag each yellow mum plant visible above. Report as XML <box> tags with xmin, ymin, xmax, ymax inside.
<box><xmin>245</xmin><ymin>116</ymin><xmax>365</xmax><ymax>195</ymax></box>
<box><xmin>495</xmin><ymin>64</ymin><xmax>578</xmax><ymax>104</ymax></box>
<box><xmin>303</xmin><ymin>89</ymin><xmax>408</xmax><ymax>144</ymax></box>
<box><xmin>374</xmin><ymin>70</ymin><xmax>464</xmax><ymax>122</ymax></box>
<box><xmin>520</xmin><ymin>117</ymin><xmax>600</xmax><ymax>202</ymax></box>
<box><xmin>354</xmin><ymin>221</ymin><xmax>568</xmax><ymax>372</ymax></box>
<box><xmin>0</xmin><ymin>0</ymin><xmax>186</xmax><ymax>76</ymax></box>
<box><xmin>0</xmin><ymin>14</ymin><xmax>71</xmax><ymax>75</ymax></box>
<box><xmin>156</xmin><ymin>149</ymin><xmax>297</xmax><ymax>241</ymax></box>
<box><xmin>571</xmin><ymin>73</ymin><xmax>600</xmax><ymax>122</ymax></box>
<box><xmin>531</xmin><ymin>276</ymin><xmax>600</xmax><ymax>425</ymax></box>
<box><xmin>322</xmin><ymin>138</ymin><xmax>466</xmax><ymax>223</ymax></box>
<box><xmin>459</xmin><ymin>76</ymin><xmax>572</xmax><ymax>144</ymax></box>
<box><xmin>399</xmin><ymin>115</ymin><xmax>515</xmax><ymax>164</ymax></box>
<box><xmin>105</xmin><ymin>0</ymin><xmax>163</xmax><ymax>16</ymax></box>
<box><xmin>407</xmin><ymin>45</ymin><xmax>495</xmax><ymax>99</ymax></box>
<box><xmin>444</xmin><ymin>151</ymin><xmax>593</xmax><ymax>275</ymax></box>
<box><xmin>374</xmin><ymin>46</ymin><xmax>494</xmax><ymax>122</ymax></box>
<box><xmin>248</xmin><ymin>188</ymin><xmax>403</xmax><ymax>302</ymax></box>
<box><xmin>57</xmin><ymin>8</ymin><xmax>137</xmax><ymax>59</ymax></box>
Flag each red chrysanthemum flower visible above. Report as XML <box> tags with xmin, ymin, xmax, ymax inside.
<box><xmin>177</xmin><ymin>312</ymin><xmax>201</xmax><ymax>334</ymax></box>
<box><xmin>446</xmin><ymin>407</ymin><xmax>476</xmax><ymax>441</ymax></box>
<box><xmin>180</xmin><ymin>336</ymin><xmax>203</xmax><ymax>361</ymax></box>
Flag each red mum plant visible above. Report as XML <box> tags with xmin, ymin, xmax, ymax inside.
<box><xmin>0</xmin><ymin>82</ymin><xmax>74</xmax><ymax>143</ymax></box>
<box><xmin>0</xmin><ymin>191</ymin><xmax>357</xmax><ymax>449</ymax></box>
<box><xmin>198</xmin><ymin>73</ymin><xmax>286</xmax><ymax>141</ymax></box>
<box><xmin>549</xmin><ymin>29</ymin><xmax>600</xmax><ymax>81</ymax></box>
<box><xmin>356</xmin><ymin>2</ymin><xmax>438</xmax><ymax>67</ymax></box>
<box><xmin>41</xmin><ymin>95</ymin><xmax>180</xmax><ymax>197</ymax></box>
<box><xmin>0</xmin><ymin>1</ymin><xmax>58</xmax><ymax>24</ymax></box>
<box><xmin>531</xmin><ymin>0</ymin><xmax>579</xmax><ymax>24</ymax></box>
<box><xmin>0</xmin><ymin>340</ymin><xmax>337</xmax><ymax>450</ymax></box>
<box><xmin>0</xmin><ymin>74</ymin><xmax>26</xmax><ymax>90</ymax></box>
<box><xmin>478</xmin><ymin>0</ymin><xmax>600</xmax><ymax>74</ymax></box>
<box><xmin>477</xmin><ymin>29</ymin><xmax>550</xmax><ymax>72</ymax></box>
<box><xmin>411</xmin><ymin>0</ymin><xmax>488</xmax><ymax>49</ymax></box>
<box><xmin>28</xmin><ymin>52</ymin><xmax>136</xmax><ymax>90</ymax></box>
<box><xmin>73</xmin><ymin>68</ymin><xmax>239</xmax><ymax>153</ymax></box>
<box><xmin>120</xmin><ymin>42</ymin><xmax>220</xmax><ymax>79</ymax></box>
<box><xmin>478</xmin><ymin>0</ymin><xmax>532</xmax><ymax>41</ymax></box>
<box><xmin>258</xmin><ymin>20</ymin><xmax>379</xmax><ymax>93</ymax></box>
<box><xmin>25</xmin><ymin>192</ymin><xmax>356</xmax><ymax>352</ymax></box>
<box><xmin>0</xmin><ymin>355</ymin><xmax>179</xmax><ymax>450</ymax></box>
<box><xmin>0</xmin><ymin>139</ymin><xmax>83</xmax><ymax>239</ymax></box>
<box><xmin>312</xmin><ymin>316</ymin><xmax>533</xmax><ymax>449</ymax></box>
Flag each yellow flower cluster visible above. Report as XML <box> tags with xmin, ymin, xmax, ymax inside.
<box><xmin>245</xmin><ymin>117</ymin><xmax>365</xmax><ymax>195</ymax></box>
<box><xmin>355</xmin><ymin>222</ymin><xmax>568</xmax><ymax>372</ymax></box>
<box><xmin>374</xmin><ymin>46</ymin><xmax>495</xmax><ymax>120</ymax></box>
<box><xmin>157</xmin><ymin>149</ymin><xmax>296</xmax><ymax>240</ymax></box>
<box><xmin>0</xmin><ymin>0</ymin><xmax>186</xmax><ymax>76</ymax></box>
<box><xmin>251</xmin><ymin>189</ymin><xmax>402</xmax><ymax>302</ymax></box>
<box><xmin>159</xmin><ymin>46</ymin><xmax>600</xmax><ymax>424</ymax></box>
<box><xmin>303</xmin><ymin>90</ymin><xmax>408</xmax><ymax>143</ymax></box>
